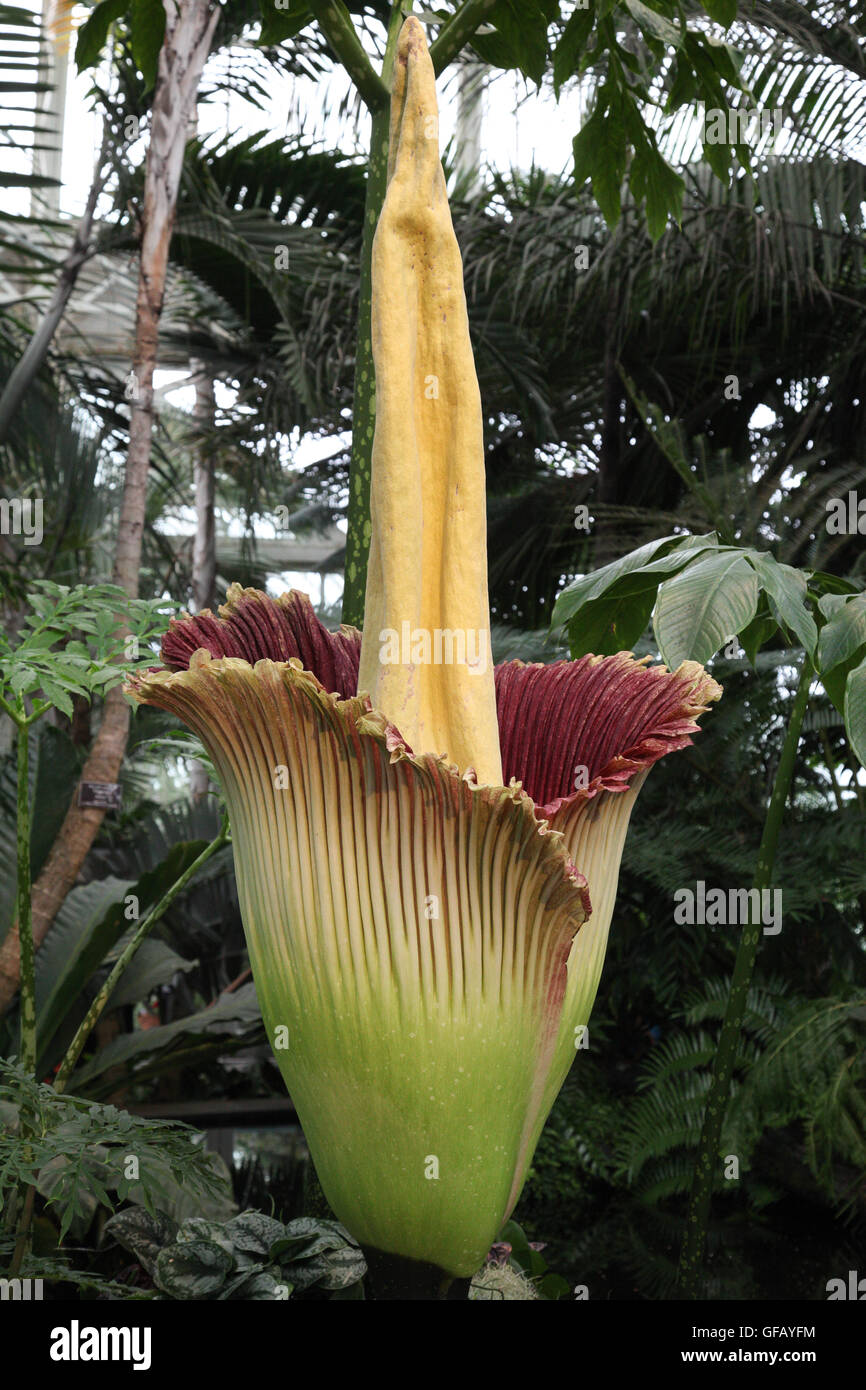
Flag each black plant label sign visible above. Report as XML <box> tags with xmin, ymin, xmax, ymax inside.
<box><xmin>78</xmin><ymin>781</ymin><xmax>122</xmax><ymax>811</ymax></box>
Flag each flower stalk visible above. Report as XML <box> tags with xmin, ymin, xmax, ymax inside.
<box><xmin>14</xmin><ymin>697</ymin><xmax>36</xmax><ymax>1076</ymax></box>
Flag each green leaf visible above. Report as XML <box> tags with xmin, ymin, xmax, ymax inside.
<box><xmin>223</xmin><ymin>1211</ymin><xmax>288</xmax><ymax>1258</ymax></box>
<box><xmin>654</xmin><ymin>551</ymin><xmax>759</xmax><ymax>668</ymax></box>
<box><xmin>70</xmin><ymin>983</ymin><xmax>262</xmax><ymax>1090</ymax></box>
<box><xmin>155</xmin><ymin>1240</ymin><xmax>233</xmax><ymax>1298</ymax></box>
<box><xmin>257</xmin><ymin>0</ymin><xmax>311</xmax><ymax>46</ymax></box>
<box><xmin>34</xmin><ymin>877</ymin><xmax>135</xmax><ymax>1064</ymax></box>
<box><xmin>817</xmin><ymin>593</ymin><xmax>852</xmax><ymax>619</ymax></box>
<box><xmin>817</xmin><ymin>595</ymin><xmax>866</xmax><ymax>676</ymax></box>
<box><xmin>813</xmin><ymin>573</ymin><xmax>858</xmax><ymax>604</ymax></box>
<box><xmin>104</xmin><ymin>1206</ymin><xmax>179</xmax><ymax>1278</ymax></box>
<box><xmin>553</xmin><ymin>5</ymin><xmax>595</xmax><ymax>94</ymax></box>
<box><xmin>471</xmin><ymin>0</ymin><xmax>551</xmax><ymax>84</ymax></box>
<box><xmin>314</xmin><ymin>1245</ymin><xmax>367</xmax><ymax>1290</ymax></box>
<box><xmin>554</xmin><ymin>534</ymin><xmax>680</xmax><ymax>626</ymax></box>
<box><xmin>9</xmin><ymin>666</ymin><xmax>36</xmax><ymax>695</ymax></box>
<box><xmin>624</xmin><ymin>0</ymin><xmax>682</xmax><ymax>48</ymax></box>
<box><xmin>270</xmin><ymin>1217</ymin><xmax>359</xmax><ymax>1264</ymax></box>
<box><xmin>106</xmin><ymin>938</ymin><xmax>196</xmax><ymax>1009</ymax></box>
<box><xmin>27</xmin><ymin>726</ymin><xmax>80</xmax><ymax>879</ymax></box>
<box><xmin>35</xmin><ymin>841</ymin><xmax>208</xmax><ymax>1068</ymax></box>
<box><xmin>0</xmin><ymin>1061</ymin><xmax>229</xmax><ymax>1239</ymax></box>
<box><xmin>540</xmin><ymin>1271</ymin><xmax>571</xmax><ymax>1299</ymax></box>
<box><xmin>629</xmin><ymin>134</ymin><xmax>685</xmax><ymax>240</ymax></box>
<box><xmin>177</xmin><ymin>1217</ymin><xmax>238</xmax><ymax>1257</ymax></box>
<box><xmin>121</xmin><ymin>1150</ymin><xmax>236</xmax><ymax>1226</ymax></box>
<box><xmin>0</xmin><ymin>726</ymin><xmax>81</xmax><ymax>946</ymax></box>
<box><xmin>500</xmin><ymin>1218</ymin><xmax>532</xmax><ymax>1264</ymax></box>
<box><xmin>224</xmin><ymin>1268</ymin><xmax>292</xmax><ymax>1299</ymax></box>
<box><xmin>75</xmin><ymin>0</ymin><xmax>127</xmax><ymax>72</ymax></box>
<box><xmin>277</xmin><ymin>1228</ymin><xmax>346</xmax><ymax>1262</ymax></box>
<box><xmin>701</xmin><ymin>137</ymin><xmax>732</xmax><ymax>185</ymax></box>
<box><xmin>552</xmin><ymin>533</ymin><xmax>717</xmax><ymax>629</ymax></box>
<box><xmin>844</xmin><ymin>661</ymin><xmax>866</xmax><ymax>769</ymax></box>
<box><xmin>746</xmin><ymin>552</ymin><xmax>818</xmax><ymax>658</ymax></box>
<box><xmin>567</xmin><ymin>581</ymin><xmax>657</xmax><ymax>658</ymax></box>
<box><xmin>571</xmin><ymin>106</ymin><xmax>599</xmax><ymax>191</ymax></box>
<box><xmin>35</xmin><ymin>680</ymin><xmax>74</xmax><ymax>719</ymax></box>
<box><xmin>130</xmin><ymin>0</ymin><xmax>166</xmax><ymax>91</ymax></box>
<box><xmin>700</xmin><ymin>0</ymin><xmax>737</xmax><ymax>25</ymax></box>
<box><xmin>738</xmin><ymin>611</ymin><xmax>777</xmax><ymax>668</ymax></box>
<box><xmin>330</xmin><ymin>1278</ymin><xmax>365</xmax><ymax>1299</ymax></box>
<box><xmin>590</xmin><ymin>87</ymin><xmax>627</xmax><ymax>227</ymax></box>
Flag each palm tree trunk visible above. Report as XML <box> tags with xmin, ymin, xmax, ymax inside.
<box><xmin>454</xmin><ymin>58</ymin><xmax>485</xmax><ymax>196</ymax></box>
<box><xmin>0</xmin><ymin>132</ymin><xmax>111</xmax><ymax>443</ymax></box>
<box><xmin>0</xmin><ymin>0</ymin><xmax>219</xmax><ymax>1014</ymax></box>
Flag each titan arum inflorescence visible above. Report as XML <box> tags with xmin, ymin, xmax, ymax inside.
<box><xmin>128</xmin><ymin>18</ymin><xmax>721</xmax><ymax>1298</ymax></box>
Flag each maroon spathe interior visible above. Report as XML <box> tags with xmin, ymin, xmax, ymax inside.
<box><xmin>494</xmin><ymin>656</ymin><xmax>704</xmax><ymax>809</ymax></box>
<box><xmin>161</xmin><ymin>588</ymin><xmax>361</xmax><ymax>697</ymax></box>
<box><xmin>161</xmin><ymin>589</ymin><xmax>705</xmax><ymax>809</ymax></box>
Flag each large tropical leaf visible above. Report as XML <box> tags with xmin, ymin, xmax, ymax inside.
<box><xmin>33</xmin><ymin>839</ymin><xmax>208</xmax><ymax>1069</ymax></box>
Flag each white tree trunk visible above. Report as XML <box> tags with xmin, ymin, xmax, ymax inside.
<box><xmin>0</xmin><ymin>0</ymin><xmax>220</xmax><ymax>1012</ymax></box>
<box><xmin>454</xmin><ymin>59</ymin><xmax>486</xmax><ymax>196</ymax></box>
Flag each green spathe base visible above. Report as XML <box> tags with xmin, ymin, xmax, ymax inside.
<box><xmin>363</xmin><ymin>1246</ymin><xmax>474</xmax><ymax>1300</ymax></box>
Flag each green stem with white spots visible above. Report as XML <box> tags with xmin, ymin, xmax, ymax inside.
<box><xmin>13</xmin><ymin>697</ymin><xmax>36</xmax><ymax>1074</ymax></box>
<box><xmin>6</xmin><ymin>696</ymin><xmax>38</xmax><ymax>1277</ymax></box>
<box><xmin>342</xmin><ymin>1</ymin><xmax>408</xmax><ymax>627</ymax></box>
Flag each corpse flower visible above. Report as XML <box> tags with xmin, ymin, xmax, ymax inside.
<box><xmin>128</xmin><ymin>19</ymin><xmax>720</xmax><ymax>1297</ymax></box>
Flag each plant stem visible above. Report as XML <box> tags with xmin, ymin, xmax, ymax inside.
<box><xmin>53</xmin><ymin>815</ymin><xmax>231</xmax><ymax>1096</ymax></box>
<box><xmin>677</xmin><ymin>657</ymin><xmax>813</xmax><ymax>1297</ymax></box>
<box><xmin>15</xmin><ymin>700</ymin><xmax>36</xmax><ymax>1075</ymax></box>
<box><xmin>818</xmin><ymin>728</ymin><xmax>844</xmax><ymax>811</ymax></box>
<box><xmin>342</xmin><ymin>0</ymin><xmax>408</xmax><ymax>627</ymax></box>
<box><xmin>429</xmin><ymin>0</ymin><xmax>498</xmax><ymax>74</ymax></box>
<box><xmin>9</xmin><ymin>1183</ymin><xmax>35</xmax><ymax>1278</ymax></box>
<box><xmin>308</xmin><ymin>1</ymin><xmax>389</xmax><ymax>110</ymax></box>
<box><xmin>845</xmin><ymin>742</ymin><xmax>864</xmax><ymax>813</ymax></box>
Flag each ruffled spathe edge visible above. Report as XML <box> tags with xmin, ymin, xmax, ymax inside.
<box><xmin>126</xmin><ymin>648</ymin><xmax>592</xmax><ymax>974</ymax></box>
<box><xmin>155</xmin><ymin>589</ymin><xmax>721</xmax><ymax>818</ymax></box>
<box><xmin>495</xmin><ymin>653</ymin><xmax>723</xmax><ymax>821</ymax></box>
<box><xmin>160</xmin><ymin>583</ymin><xmax>361</xmax><ymax>697</ymax></box>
